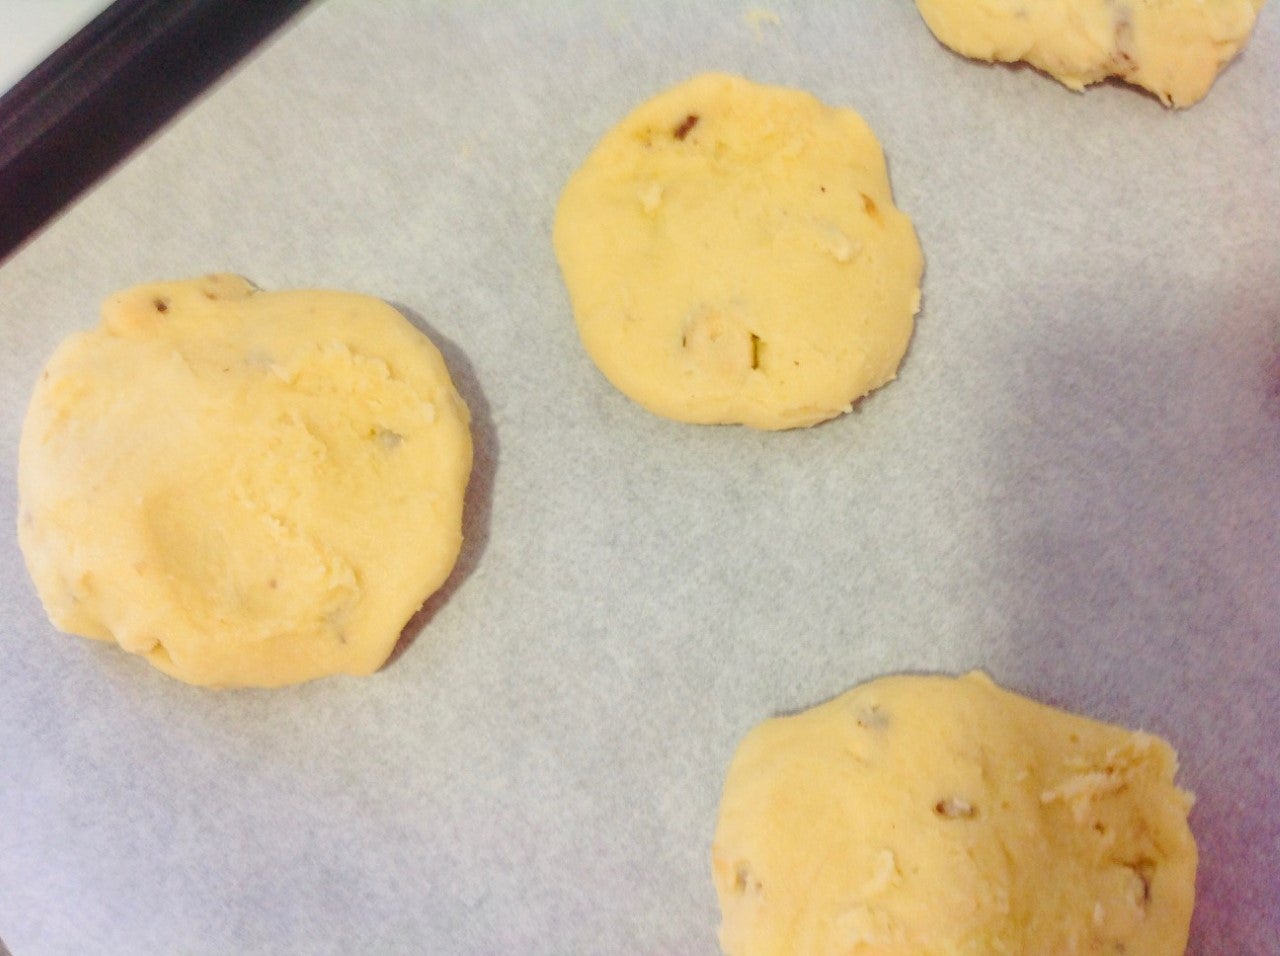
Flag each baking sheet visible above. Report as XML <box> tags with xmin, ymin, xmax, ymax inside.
<box><xmin>1</xmin><ymin>2</ymin><xmax>1278</xmax><ymax>952</ymax></box>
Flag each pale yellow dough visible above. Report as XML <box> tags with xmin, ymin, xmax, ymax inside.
<box><xmin>553</xmin><ymin>73</ymin><xmax>923</xmax><ymax>430</ymax></box>
<box><xmin>914</xmin><ymin>0</ymin><xmax>1265</xmax><ymax>107</ymax></box>
<box><xmin>712</xmin><ymin>672</ymin><xmax>1197</xmax><ymax>955</ymax></box>
<box><xmin>17</xmin><ymin>275</ymin><xmax>473</xmax><ymax>688</ymax></box>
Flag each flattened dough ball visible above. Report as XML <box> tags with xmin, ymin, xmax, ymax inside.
<box><xmin>712</xmin><ymin>672</ymin><xmax>1197</xmax><ymax>956</ymax></box>
<box><xmin>914</xmin><ymin>0</ymin><xmax>1265</xmax><ymax>107</ymax></box>
<box><xmin>553</xmin><ymin>73</ymin><xmax>923</xmax><ymax>430</ymax></box>
<box><xmin>17</xmin><ymin>275</ymin><xmax>473</xmax><ymax>688</ymax></box>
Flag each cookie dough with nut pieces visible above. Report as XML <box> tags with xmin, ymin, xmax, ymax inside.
<box><xmin>554</xmin><ymin>73</ymin><xmax>923</xmax><ymax>430</ymax></box>
<box><xmin>712</xmin><ymin>671</ymin><xmax>1197</xmax><ymax>955</ymax></box>
<box><xmin>18</xmin><ymin>275</ymin><xmax>473</xmax><ymax>688</ymax></box>
<box><xmin>914</xmin><ymin>0</ymin><xmax>1266</xmax><ymax>107</ymax></box>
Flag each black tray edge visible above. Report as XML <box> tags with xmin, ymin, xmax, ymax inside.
<box><xmin>0</xmin><ymin>0</ymin><xmax>313</xmax><ymax>266</ymax></box>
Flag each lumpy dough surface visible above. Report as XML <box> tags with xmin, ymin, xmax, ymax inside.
<box><xmin>553</xmin><ymin>73</ymin><xmax>923</xmax><ymax>430</ymax></box>
<box><xmin>712</xmin><ymin>672</ymin><xmax>1197</xmax><ymax>956</ymax></box>
<box><xmin>914</xmin><ymin>0</ymin><xmax>1265</xmax><ymax>107</ymax></box>
<box><xmin>17</xmin><ymin>275</ymin><xmax>473</xmax><ymax>688</ymax></box>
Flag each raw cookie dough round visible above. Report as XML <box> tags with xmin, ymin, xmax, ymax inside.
<box><xmin>553</xmin><ymin>73</ymin><xmax>923</xmax><ymax>430</ymax></box>
<box><xmin>17</xmin><ymin>275</ymin><xmax>473</xmax><ymax>688</ymax></box>
<box><xmin>914</xmin><ymin>0</ymin><xmax>1265</xmax><ymax>107</ymax></box>
<box><xmin>712</xmin><ymin>672</ymin><xmax>1197</xmax><ymax>956</ymax></box>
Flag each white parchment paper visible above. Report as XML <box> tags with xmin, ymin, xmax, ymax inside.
<box><xmin>2</xmin><ymin>2</ymin><xmax>1277</xmax><ymax>953</ymax></box>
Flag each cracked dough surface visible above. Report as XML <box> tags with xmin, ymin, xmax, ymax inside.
<box><xmin>712</xmin><ymin>672</ymin><xmax>1197</xmax><ymax>955</ymax></box>
<box><xmin>553</xmin><ymin>73</ymin><xmax>923</xmax><ymax>430</ymax></box>
<box><xmin>17</xmin><ymin>275</ymin><xmax>472</xmax><ymax>688</ymax></box>
<box><xmin>914</xmin><ymin>0</ymin><xmax>1265</xmax><ymax>107</ymax></box>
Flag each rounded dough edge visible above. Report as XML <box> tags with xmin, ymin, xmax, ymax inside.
<box><xmin>711</xmin><ymin>670</ymin><xmax>1197</xmax><ymax>955</ymax></box>
<box><xmin>17</xmin><ymin>275</ymin><xmax>474</xmax><ymax>688</ymax></box>
<box><xmin>553</xmin><ymin>73</ymin><xmax>923</xmax><ymax>430</ymax></box>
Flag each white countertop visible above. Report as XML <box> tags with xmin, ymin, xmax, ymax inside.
<box><xmin>0</xmin><ymin>0</ymin><xmax>114</xmax><ymax>95</ymax></box>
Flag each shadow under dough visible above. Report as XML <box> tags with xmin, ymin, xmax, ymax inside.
<box><xmin>381</xmin><ymin>302</ymin><xmax>498</xmax><ymax>670</ymax></box>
